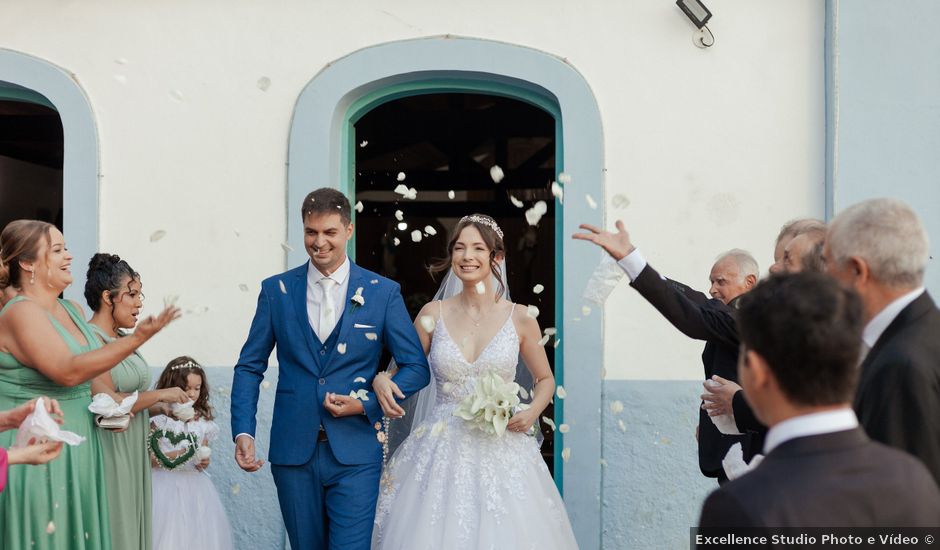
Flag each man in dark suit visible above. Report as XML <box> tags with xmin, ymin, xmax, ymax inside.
<box><xmin>824</xmin><ymin>198</ymin><xmax>940</xmax><ymax>485</ymax></box>
<box><xmin>573</xmin><ymin>221</ymin><xmax>759</xmax><ymax>480</ymax></box>
<box><xmin>698</xmin><ymin>273</ymin><xmax>940</xmax><ymax>529</ymax></box>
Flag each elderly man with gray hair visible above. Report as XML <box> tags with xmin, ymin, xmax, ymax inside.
<box><xmin>574</xmin><ymin>221</ymin><xmax>760</xmax><ymax>482</ymax></box>
<box><xmin>824</xmin><ymin>198</ymin><xmax>940</xmax><ymax>484</ymax></box>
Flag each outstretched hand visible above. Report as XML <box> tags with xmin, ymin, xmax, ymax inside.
<box><xmin>134</xmin><ymin>305</ymin><xmax>182</xmax><ymax>342</ymax></box>
<box><xmin>571</xmin><ymin>220</ymin><xmax>635</xmax><ymax>261</ymax></box>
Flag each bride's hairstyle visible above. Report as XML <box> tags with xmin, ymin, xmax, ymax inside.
<box><xmin>0</xmin><ymin>220</ymin><xmax>55</xmax><ymax>291</ymax></box>
<box><xmin>428</xmin><ymin>214</ymin><xmax>506</xmax><ymax>301</ymax></box>
<box><xmin>155</xmin><ymin>356</ymin><xmax>213</xmax><ymax>420</ymax></box>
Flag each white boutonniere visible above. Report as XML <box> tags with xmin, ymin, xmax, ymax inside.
<box><xmin>350</xmin><ymin>287</ymin><xmax>365</xmax><ymax>307</ymax></box>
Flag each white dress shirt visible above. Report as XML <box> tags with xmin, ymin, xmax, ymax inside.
<box><xmin>616</xmin><ymin>249</ymin><xmax>651</xmax><ymax>282</ymax></box>
<box><xmin>763</xmin><ymin>408</ymin><xmax>859</xmax><ymax>454</ymax></box>
<box><xmin>862</xmin><ymin>287</ymin><xmax>925</xmax><ymax>350</ymax></box>
<box><xmin>307</xmin><ymin>256</ymin><xmax>351</xmax><ymax>342</ymax></box>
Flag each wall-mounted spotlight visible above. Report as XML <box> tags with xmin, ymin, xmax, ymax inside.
<box><xmin>676</xmin><ymin>0</ymin><xmax>715</xmax><ymax>49</ymax></box>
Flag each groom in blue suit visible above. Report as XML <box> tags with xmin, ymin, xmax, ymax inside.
<box><xmin>231</xmin><ymin>188</ymin><xmax>430</xmax><ymax>550</ymax></box>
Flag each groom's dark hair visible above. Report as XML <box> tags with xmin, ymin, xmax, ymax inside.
<box><xmin>301</xmin><ymin>188</ymin><xmax>352</xmax><ymax>226</ymax></box>
<box><xmin>736</xmin><ymin>272</ymin><xmax>863</xmax><ymax>406</ymax></box>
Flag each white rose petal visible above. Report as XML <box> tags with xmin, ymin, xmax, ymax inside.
<box><xmin>475</xmin><ymin>281</ymin><xmax>486</xmax><ymax>295</ymax></box>
<box><xmin>239</xmin><ymin>284</ymin><xmax>249</xmax><ymax>292</ymax></box>
<box><xmin>582</xmin><ymin>306</ymin><xmax>592</xmax><ymax>316</ymax></box>
<box><xmin>393</xmin><ymin>184</ymin><xmax>417</xmax><ymax>199</ymax></box>
<box><xmin>556</xmin><ymin>386</ymin><xmax>567</xmax><ymax>399</ymax></box>
<box><xmin>371</xmin><ymin>279</ymin><xmax>379</xmax><ymax>284</ymax></box>
<box><xmin>394</xmin><ymin>210</ymin><xmax>404</xmax><ymax>221</ymax></box>
<box><xmin>397</xmin><ymin>172</ymin><xmax>406</xmax><ymax>181</ymax></box>
<box><xmin>519</xmin><ymin>387</ymin><xmax>529</xmax><ymax>400</ymax></box>
<box><xmin>618</xmin><ymin>419</ymin><xmax>627</xmax><ymax>432</ymax></box>
<box><xmin>365</xmin><ymin>333</ymin><xmax>378</xmax><ymax>341</ymax></box>
<box><xmin>354</xmin><ymin>376</ymin><xmax>367</xmax><ymax>383</ymax></box>
<box><xmin>533</xmin><ymin>284</ymin><xmax>544</xmax><ymax>294</ymax></box>
<box><xmin>170</xmin><ymin>89</ymin><xmax>184</xmax><ymax>102</ymax></box>
<box><xmin>448</xmin><ymin>190</ymin><xmax>455</xmax><ymax>199</ymax></box>
<box><xmin>441</xmin><ymin>382</ymin><xmax>454</xmax><ymax>394</ymax></box>
<box><xmin>601</xmin><ymin>367</ymin><xmax>607</xmax><ymax>379</ymax></box>
<box><xmin>585</xmin><ymin>194</ymin><xmax>598</xmax><ymax>210</ymax></box>
<box><xmin>543</xmin><ymin>327</ymin><xmax>557</xmax><ymax>336</ymax></box>
<box><xmin>554</xmin><ymin>338</ymin><xmax>561</xmax><ymax>348</ymax></box>
<box><xmin>509</xmin><ymin>195</ymin><xmax>524</xmax><ymax>208</ymax></box>
<box><xmin>355</xmin><ymin>201</ymin><xmax>364</xmax><ymax>213</ymax></box>
<box><xmin>425</xmin><ymin>225</ymin><xmax>437</xmax><ymax>236</ymax></box>
<box><xmin>356</xmin><ymin>389</ymin><xmax>370</xmax><ymax>401</ymax></box>
<box><xmin>525</xmin><ymin>201</ymin><xmax>548</xmax><ymax>226</ymax></box>
<box><xmin>261</xmin><ymin>381</ymin><xmax>271</xmax><ymax>390</ymax></box>
<box><xmin>561</xmin><ymin>447</ymin><xmax>571</xmax><ymax>463</ymax></box>
<box><xmin>46</xmin><ymin>521</ymin><xmax>55</xmax><ymax>534</ymax></box>
<box><xmin>538</xmin><ymin>334</ymin><xmax>551</xmax><ymax>346</ymax></box>
<box><xmin>600</xmin><ymin>458</ymin><xmax>608</xmax><ymax>467</ymax></box>
<box><xmin>610</xmin><ymin>400</ymin><xmax>624</xmax><ymax>414</ymax></box>
<box><xmin>558</xmin><ymin>172</ymin><xmax>572</xmax><ymax>184</ymax></box>
<box><xmin>612</xmin><ymin>194</ymin><xmax>631</xmax><ymax>209</ymax></box>
<box><xmin>278</xmin><ymin>280</ymin><xmax>287</xmax><ymax>294</ymax></box>
<box><xmin>114</xmin><ymin>74</ymin><xmax>127</xmax><ymax>85</ymax></box>
<box><xmin>231</xmin><ymin>484</ymin><xmax>241</xmax><ymax>495</ymax></box>
<box><xmin>397</xmin><ymin>222</ymin><xmax>408</xmax><ymax>231</ymax></box>
<box><xmin>526</xmin><ymin>305</ymin><xmax>540</xmax><ymax>319</ymax></box>
<box><xmin>431</xmin><ymin>420</ymin><xmax>446</xmax><ymax>437</ymax></box>
<box><xmin>256</xmin><ymin>76</ymin><xmax>271</xmax><ymax>91</ymax></box>
<box><xmin>281</xmin><ymin>242</ymin><xmax>293</xmax><ymax>253</ymax></box>
<box><xmin>194</xmin><ymin>446</ymin><xmax>212</xmax><ymax>461</ymax></box>
<box><xmin>419</xmin><ymin>315</ymin><xmax>436</xmax><ymax>333</ymax></box>
<box><xmin>542</xmin><ymin>416</ymin><xmax>556</xmax><ymax>431</ymax></box>
<box><xmin>149</xmin><ymin>230</ymin><xmax>166</xmax><ymax>242</ymax></box>
<box><xmin>337</xmin><ymin>343</ymin><xmax>347</xmax><ymax>354</ymax></box>
<box><xmin>489</xmin><ymin>165</ymin><xmax>505</xmax><ymax>183</ymax></box>
<box><xmin>551</xmin><ymin>181</ymin><xmax>564</xmax><ymax>203</ymax></box>
<box><xmin>558</xmin><ymin>423</ymin><xmax>570</xmax><ymax>433</ymax></box>
<box><xmin>115</xmin><ymin>57</ymin><xmax>128</xmax><ymax>65</ymax></box>
<box><xmin>360</xmin><ymin>140</ymin><xmax>369</xmax><ymax>148</ymax></box>
<box><xmin>393</xmin><ymin>237</ymin><xmax>400</xmax><ymax>246</ymax></box>
<box><xmin>411</xmin><ymin>230</ymin><xmax>423</xmax><ymax>243</ymax></box>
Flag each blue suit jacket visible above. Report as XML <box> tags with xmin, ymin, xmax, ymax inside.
<box><xmin>231</xmin><ymin>261</ymin><xmax>430</xmax><ymax>466</ymax></box>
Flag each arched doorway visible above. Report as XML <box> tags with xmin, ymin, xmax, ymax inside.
<box><xmin>352</xmin><ymin>91</ymin><xmax>559</xmax><ymax>471</ymax></box>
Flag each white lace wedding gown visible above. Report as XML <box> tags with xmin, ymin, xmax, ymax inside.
<box><xmin>372</xmin><ymin>308</ymin><xmax>579</xmax><ymax>549</ymax></box>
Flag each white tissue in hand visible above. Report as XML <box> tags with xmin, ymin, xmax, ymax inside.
<box><xmin>194</xmin><ymin>446</ymin><xmax>212</xmax><ymax>461</ymax></box>
<box><xmin>721</xmin><ymin>442</ymin><xmax>764</xmax><ymax>480</ymax></box>
<box><xmin>88</xmin><ymin>391</ymin><xmax>139</xmax><ymax>417</ymax></box>
<box><xmin>709</xmin><ymin>412</ymin><xmax>742</xmax><ymax>435</ymax></box>
<box><xmin>583</xmin><ymin>253</ymin><xmax>626</xmax><ymax>305</ymax></box>
<box><xmin>171</xmin><ymin>401</ymin><xmax>196</xmax><ymax>421</ymax></box>
<box><xmin>13</xmin><ymin>397</ymin><xmax>85</xmax><ymax>448</ymax></box>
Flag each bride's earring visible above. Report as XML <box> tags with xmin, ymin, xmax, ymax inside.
<box><xmin>28</xmin><ymin>269</ymin><xmax>35</xmax><ymax>285</ymax></box>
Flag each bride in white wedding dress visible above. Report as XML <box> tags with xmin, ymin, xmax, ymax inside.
<box><xmin>371</xmin><ymin>214</ymin><xmax>579</xmax><ymax>550</ymax></box>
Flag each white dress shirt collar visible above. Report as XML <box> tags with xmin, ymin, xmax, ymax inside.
<box><xmin>862</xmin><ymin>287</ymin><xmax>924</xmax><ymax>349</ymax></box>
<box><xmin>307</xmin><ymin>256</ymin><xmax>351</xmax><ymax>287</ymax></box>
<box><xmin>763</xmin><ymin>408</ymin><xmax>859</xmax><ymax>454</ymax></box>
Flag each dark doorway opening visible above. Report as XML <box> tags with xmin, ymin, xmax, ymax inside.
<box><xmin>0</xmin><ymin>98</ymin><xmax>63</xmax><ymax>231</ymax></box>
<box><xmin>353</xmin><ymin>92</ymin><xmax>558</xmax><ymax>473</ymax></box>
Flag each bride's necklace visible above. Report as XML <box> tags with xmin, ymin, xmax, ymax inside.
<box><xmin>458</xmin><ymin>297</ymin><xmax>493</xmax><ymax>328</ymax></box>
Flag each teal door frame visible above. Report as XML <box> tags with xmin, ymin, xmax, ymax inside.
<box><xmin>286</xmin><ymin>36</ymin><xmax>604</xmax><ymax>549</ymax></box>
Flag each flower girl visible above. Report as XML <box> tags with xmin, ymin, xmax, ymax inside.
<box><xmin>149</xmin><ymin>356</ymin><xmax>233</xmax><ymax>550</ymax></box>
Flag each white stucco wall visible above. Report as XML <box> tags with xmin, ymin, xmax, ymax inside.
<box><xmin>0</xmin><ymin>0</ymin><xmax>824</xmax><ymax>380</ymax></box>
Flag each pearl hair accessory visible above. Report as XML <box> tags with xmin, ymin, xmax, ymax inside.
<box><xmin>460</xmin><ymin>215</ymin><xmax>504</xmax><ymax>240</ymax></box>
<box><xmin>170</xmin><ymin>360</ymin><xmax>200</xmax><ymax>371</ymax></box>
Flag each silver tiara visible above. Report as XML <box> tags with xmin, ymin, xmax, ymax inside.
<box><xmin>170</xmin><ymin>360</ymin><xmax>199</xmax><ymax>371</ymax></box>
<box><xmin>460</xmin><ymin>215</ymin><xmax>504</xmax><ymax>239</ymax></box>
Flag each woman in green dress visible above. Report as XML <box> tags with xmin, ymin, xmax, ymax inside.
<box><xmin>84</xmin><ymin>253</ymin><xmax>190</xmax><ymax>550</ymax></box>
<box><xmin>0</xmin><ymin>220</ymin><xmax>180</xmax><ymax>550</ymax></box>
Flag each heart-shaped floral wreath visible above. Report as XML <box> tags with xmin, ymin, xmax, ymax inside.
<box><xmin>149</xmin><ymin>427</ymin><xmax>199</xmax><ymax>470</ymax></box>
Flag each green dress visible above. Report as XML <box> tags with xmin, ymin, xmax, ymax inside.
<box><xmin>90</xmin><ymin>325</ymin><xmax>152</xmax><ymax>550</ymax></box>
<box><xmin>0</xmin><ymin>297</ymin><xmax>112</xmax><ymax>550</ymax></box>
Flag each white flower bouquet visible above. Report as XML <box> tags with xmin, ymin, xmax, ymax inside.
<box><xmin>452</xmin><ymin>370</ymin><xmax>524</xmax><ymax>437</ymax></box>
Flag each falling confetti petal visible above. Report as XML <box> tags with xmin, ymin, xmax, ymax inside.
<box><xmin>551</xmin><ymin>181</ymin><xmax>564</xmax><ymax>203</ymax></box>
<box><xmin>371</xmin><ymin>279</ymin><xmax>379</xmax><ymax>284</ymax></box>
<box><xmin>600</xmin><ymin>458</ymin><xmax>608</xmax><ymax>467</ymax></box>
<box><xmin>554</xmin><ymin>339</ymin><xmax>561</xmax><ymax>348</ymax></box>
<box><xmin>543</xmin><ymin>327</ymin><xmax>557</xmax><ymax>336</ymax></box>
<box><xmin>393</xmin><ymin>237</ymin><xmax>400</xmax><ymax>246</ymax></box>
<box><xmin>425</xmin><ymin>226</ymin><xmax>437</xmax><ymax>236</ymax></box>
<box><xmin>261</xmin><ymin>381</ymin><xmax>271</xmax><ymax>390</ymax></box>
<box><xmin>397</xmin><ymin>222</ymin><xmax>408</xmax><ymax>231</ymax></box>
<box><xmin>419</xmin><ymin>315</ymin><xmax>436</xmax><ymax>333</ymax></box>
<box><xmin>337</xmin><ymin>343</ymin><xmax>347</xmax><ymax>354</ymax></box>
<box><xmin>397</xmin><ymin>172</ymin><xmax>406</xmax><ymax>181</ymax></box>
<box><xmin>393</xmin><ymin>184</ymin><xmax>417</xmax><ymax>200</ymax></box>
<box><xmin>524</xmin><ymin>200</ymin><xmax>548</xmax><ymax>226</ymax></box>
<box><xmin>448</xmin><ymin>190</ymin><xmax>455</xmax><ymax>199</ymax></box>
<box><xmin>278</xmin><ymin>280</ymin><xmax>287</xmax><ymax>294</ymax></box>
<box><xmin>114</xmin><ymin>57</ymin><xmax>128</xmax><ymax>65</ymax></box>
<box><xmin>556</xmin><ymin>386</ymin><xmax>567</xmax><ymax>399</ymax></box>
<box><xmin>360</xmin><ymin>140</ymin><xmax>369</xmax><ymax>148</ymax></box>
<box><xmin>489</xmin><ymin>165</ymin><xmax>505</xmax><ymax>183</ymax></box>
<box><xmin>170</xmin><ymin>90</ymin><xmax>184</xmax><ymax>102</ymax></box>
<box><xmin>582</xmin><ymin>306</ymin><xmax>592</xmax><ymax>316</ymax></box>
<box><xmin>231</xmin><ymin>484</ymin><xmax>241</xmax><ymax>495</ymax></box>
<box><xmin>610</xmin><ymin>400</ymin><xmax>624</xmax><ymax>414</ymax></box>
<box><xmin>612</xmin><ymin>194</ymin><xmax>630</xmax><ymax>209</ymax></box>
<box><xmin>509</xmin><ymin>195</ymin><xmax>524</xmax><ymax>208</ymax></box>
<box><xmin>533</xmin><ymin>284</ymin><xmax>544</xmax><ymax>294</ymax></box>
<box><xmin>149</xmin><ymin>230</ymin><xmax>166</xmax><ymax>242</ymax></box>
<box><xmin>113</xmin><ymin>74</ymin><xmax>127</xmax><ymax>85</ymax></box>
<box><xmin>411</xmin><ymin>230</ymin><xmax>423</xmax><ymax>242</ymax></box>
<box><xmin>526</xmin><ymin>305</ymin><xmax>540</xmax><ymax>319</ymax></box>
<box><xmin>538</xmin><ymin>334</ymin><xmax>551</xmax><ymax>346</ymax></box>
<box><xmin>618</xmin><ymin>419</ymin><xmax>627</xmax><ymax>432</ymax></box>
<box><xmin>559</xmin><ymin>424</ymin><xmax>570</xmax><ymax>433</ymax></box>
<box><xmin>354</xmin><ymin>376</ymin><xmax>367</xmax><ymax>383</ymax></box>
<box><xmin>558</xmin><ymin>172</ymin><xmax>572</xmax><ymax>185</ymax></box>
<box><xmin>394</xmin><ymin>210</ymin><xmax>404</xmax><ymax>221</ymax></box>
<box><xmin>543</xmin><ymin>417</ymin><xmax>556</xmax><ymax>431</ymax></box>
<box><xmin>519</xmin><ymin>387</ymin><xmax>529</xmax><ymax>399</ymax></box>
<box><xmin>46</xmin><ymin>521</ymin><xmax>55</xmax><ymax>534</ymax></box>
<box><xmin>257</xmin><ymin>77</ymin><xmax>271</xmax><ymax>91</ymax></box>
<box><xmin>239</xmin><ymin>284</ymin><xmax>249</xmax><ymax>292</ymax></box>
<box><xmin>601</xmin><ymin>367</ymin><xmax>607</xmax><ymax>379</ymax></box>
<box><xmin>561</xmin><ymin>447</ymin><xmax>571</xmax><ymax>462</ymax></box>
<box><xmin>475</xmin><ymin>281</ymin><xmax>486</xmax><ymax>295</ymax></box>
<box><xmin>431</xmin><ymin>420</ymin><xmax>446</xmax><ymax>436</ymax></box>
<box><xmin>355</xmin><ymin>201</ymin><xmax>364</xmax><ymax>213</ymax></box>
<box><xmin>365</xmin><ymin>333</ymin><xmax>378</xmax><ymax>341</ymax></box>
<box><xmin>280</xmin><ymin>242</ymin><xmax>293</xmax><ymax>253</ymax></box>
<box><xmin>441</xmin><ymin>382</ymin><xmax>454</xmax><ymax>394</ymax></box>
<box><xmin>585</xmin><ymin>194</ymin><xmax>598</xmax><ymax>210</ymax></box>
